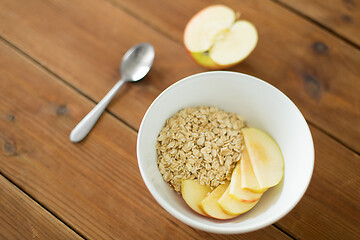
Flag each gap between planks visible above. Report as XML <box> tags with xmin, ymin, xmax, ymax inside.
<box><xmin>0</xmin><ymin>36</ymin><xmax>137</xmax><ymax>134</ymax></box>
<box><xmin>271</xmin><ymin>0</ymin><xmax>360</xmax><ymax>50</ymax></box>
<box><xmin>101</xmin><ymin>0</ymin><xmax>360</xmax><ymax>156</ymax></box>
<box><xmin>1</xmin><ymin>10</ymin><xmax>359</xmax><ymax>157</ymax></box>
<box><xmin>0</xmin><ymin>170</ymin><xmax>88</xmax><ymax>240</ymax></box>
<box><xmin>0</xmin><ymin>4</ymin><xmax>358</xmax><ymax>237</ymax></box>
<box><xmin>273</xmin><ymin>224</ymin><xmax>297</xmax><ymax>240</ymax></box>
<box><xmin>105</xmin><ymin>0</ymin><xmax>360</xmax><ymax>53</ymax></box>
<box><xmin>1</xmin><ymin>35</ymin><xmax>298</xmax><ymax>240</ymax></box>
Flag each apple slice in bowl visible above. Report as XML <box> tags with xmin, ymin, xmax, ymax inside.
<box><xmin>181</xmin><ymin>179</ymin><xmax>212</xmax><ymax>216</ymax></box>
<box><xmin>200</xmin><ymin>181</ymin><xmax>239</xmax><ymax>219</ymax></box>
<box><xmin>241</xmin><ymin>149</ymin><xmax>268</xmax><ymax>193</ymax></box>
<box><xmin>229</xmin><ymin>161</ymin><xmax>264</xmax><ymax>202</ymax></box>
<box><xmin>242</xmin><ymin>128</ymin><xmax>285</xmax><ymax>189</ymax></box>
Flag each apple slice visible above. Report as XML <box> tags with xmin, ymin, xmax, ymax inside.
<box><xmin>241</xmin><ymin>149</ymin><xmax>268</xmax><ymax>193</ymax></box>
<box><xmin>242</xmin><ymin>128</ymin><xmax>284</xmax><ymax>189</ymax></box>
<box><xmin>184</xmin><ymin>5</ymin><xmax>258</xmax><ymax>69</ymax></box>
<box><xmin>218</xmin><ymin>186</ymin><xmax>260</xmax><ymax>215</ymax></box>
<box><xmin>229</xmin><ymin>161</ymin><xmax>263</xmax><ymax>202</ymax></box>
<box><xmin>200</xmin><ymin>182</ymin><xmax>238</xmax><ymax>219</ymax></box>
<box><xmin>181</xmin><ymin>179</ymin><xmax>212</xmax><ymax>216</ymax></box>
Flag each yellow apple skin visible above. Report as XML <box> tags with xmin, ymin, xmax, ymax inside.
<box><xmin>181</xmin><ymin>179</ymin><xmax>212</xmax><ymax>216</ymax></box>
<box><xmin>218</xmin><ymin>186</ymin><xmax>260</xmax><ymax>215</ymax></box>
<box><xmin>183</xmin><ymin>5</ymin><xmax>231</xmax><ymax>70</ymax></box>
<box><xmin>240</xmin><ymin>149</ymin><xmax>268</xmax><ymax>193</ymax></box>
<box><xmin>242</xmin><ymin>128</ymin><xmax>284</xmax><ymax>189</ymax></box>
<box><xmin>200</xmin><ymin>182</ymin><xmax>239</xmax><ymax>219</ymax></box>
<box><xmin>187</xmin><ymin>51</ymin><xmax>240</xmax><ymax>70</ymax></box>
<box><xmin>229</xmin><ymin>162</ymin><xmax>263</xmax><ymax>202</ymax></box>
<box><xmin>183</xmin><ymin>5</ymin><xmax>257</xmax><ymax>70</ymax></box>
<box><xmin>189</xmin><ymin>51</ymin><xmax>221</xmax><ymax>69</ymax></box>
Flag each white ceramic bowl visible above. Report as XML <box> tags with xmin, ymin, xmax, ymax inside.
<box><xmin>137</xmin><ymin>71</ymin><xmax>314</xmax><ymax>234</ymax></box>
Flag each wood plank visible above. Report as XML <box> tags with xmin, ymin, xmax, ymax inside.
<box><xmin>1</xmin><ymin>37</ymin><xmax>359</xmax><ymax>240</ymax></box>
<box><xmin>276</xmin><ymin>126</ymin><xmax>360</xmax><ymax>239</ymax></box>
<box><xmin>0</xmin><ymin>0</ymin><xmax>198</xmax><ymax>132</ymax></box>
<box><xmin>107</xmin><ymin>0</ymin><xmax>360</xmax><ymax>152</ymax></box>
<box><xmin>0</xmin><ymin>0</ymin><xmax>359</xmax><ymax>153</ymax></box>
<box><xmin>0</xmin><ymin>174</ymin><xmax>82</xmax><ymax>240</ymax></box>
<box><xmin>0</xmin><ymin>40</ymin><xmax>291</xmax><ymax>239</ymax></box>
<box><xmin>275</xmin><ymin>0</ymin><xmax>360</xmax><ymax>47</ymax></box>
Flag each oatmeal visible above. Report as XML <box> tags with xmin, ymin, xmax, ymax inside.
<box><xmin>156</xmin><ymin>106</ymin><xmax>246</xmax><ymax>192</ymax></box>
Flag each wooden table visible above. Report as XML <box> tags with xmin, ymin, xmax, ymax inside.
<box><xmin>0</xmin><ymin>0</ymin><xmax>359</xmax><ymax>239</ymax></box>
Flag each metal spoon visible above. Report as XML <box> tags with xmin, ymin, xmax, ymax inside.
<box><xmin>70</xmin><ymin>43</ymin><xmax>155</xmax><ymax>143</ymax></box>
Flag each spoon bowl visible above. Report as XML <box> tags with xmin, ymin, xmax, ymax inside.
<box><xmin>121</xmin><ymin>43</ymin><xmax>155</xmax><ymax>82</ymax></box>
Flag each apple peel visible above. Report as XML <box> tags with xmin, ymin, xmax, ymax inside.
<box><xmin>184</xmin><ymin>5</ymin><xmax>258</xmax><ymax>69</ymax></box>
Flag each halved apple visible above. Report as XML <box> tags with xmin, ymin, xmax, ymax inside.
<box><xmin>240</xmin><ymin>149</ymin><xmax>268</xmax><ymax>193</ymax></box>
<box><xmin>181</xmin><ymin>179</ymin><xmax>212</xmax><ymax>216</ymax></box>
<box><xmin>200</xmin><ymin>182</ymin><xmax>239</xmax><ymax>219</ymax></box>
<box><xmin>242</xmin><ymin>128</ymin><xmax>284</xmax><ymax>189</ymax></box>
<box><xmin>184</xmin><ymin>5</ymin><xmax>258</xmax><ymax>69</ymax></box>
<box><xmin>218</xmin><ymin>186</ymin><xmax>260</xmax><ymax>215</ymax></box>
<box><xmin>229</xmin><ymin>161</ymin><xmax>263</xmax><ymax>202</ymax></box>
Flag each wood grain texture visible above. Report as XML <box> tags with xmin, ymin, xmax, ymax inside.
<box><xmin>278</xmin><ymin>126</ymin><xmax>360</xmax><ymax>239</ymax></box>
<box><xmin>276</xmin><ymin>0</ymin><xmax>360</xmax><ymax>47</ymax></box>
<box><xmin>0</xmin><ymin>175</ymin><xmax>82</xmax><ymax>240</ymax></box>
<box><xmin>107</xmin><ymin>0</ymin><xmax>360</xmax><ymax>152</ymax></box>
<box><xmin>0</xmin><ymin>41</ymin><xmax>291</xmax><ymax>239</ymax></box>
<box><xmin>1</xmin><ymin>36</ymin><xmax>359</xmax><ymax>239</ymax></box>
<box><xmin>0</xmin><ymin>0</ymin><xmax>201</xmax><ymax>131</ymax></box>
<box><xmin>0</xmin><ymin>0</ymin><xmax>359</xmax><ymax>153</ymax></box>
<box><xmin>1</xmin><ymin>0</ymin><xmax>360</xmax><ymax>239</ymax></box>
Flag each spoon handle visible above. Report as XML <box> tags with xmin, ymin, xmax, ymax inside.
<box><xmin>70</xmin><ymin>79</ymin><xmax>126</xmax><ymax>142</ymax></box>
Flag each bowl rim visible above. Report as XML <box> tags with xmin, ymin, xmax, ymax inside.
<box><xmin>136</xmin><ymin>71</ymin><xmax>314</xmax><ymax>234</ymax></box>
